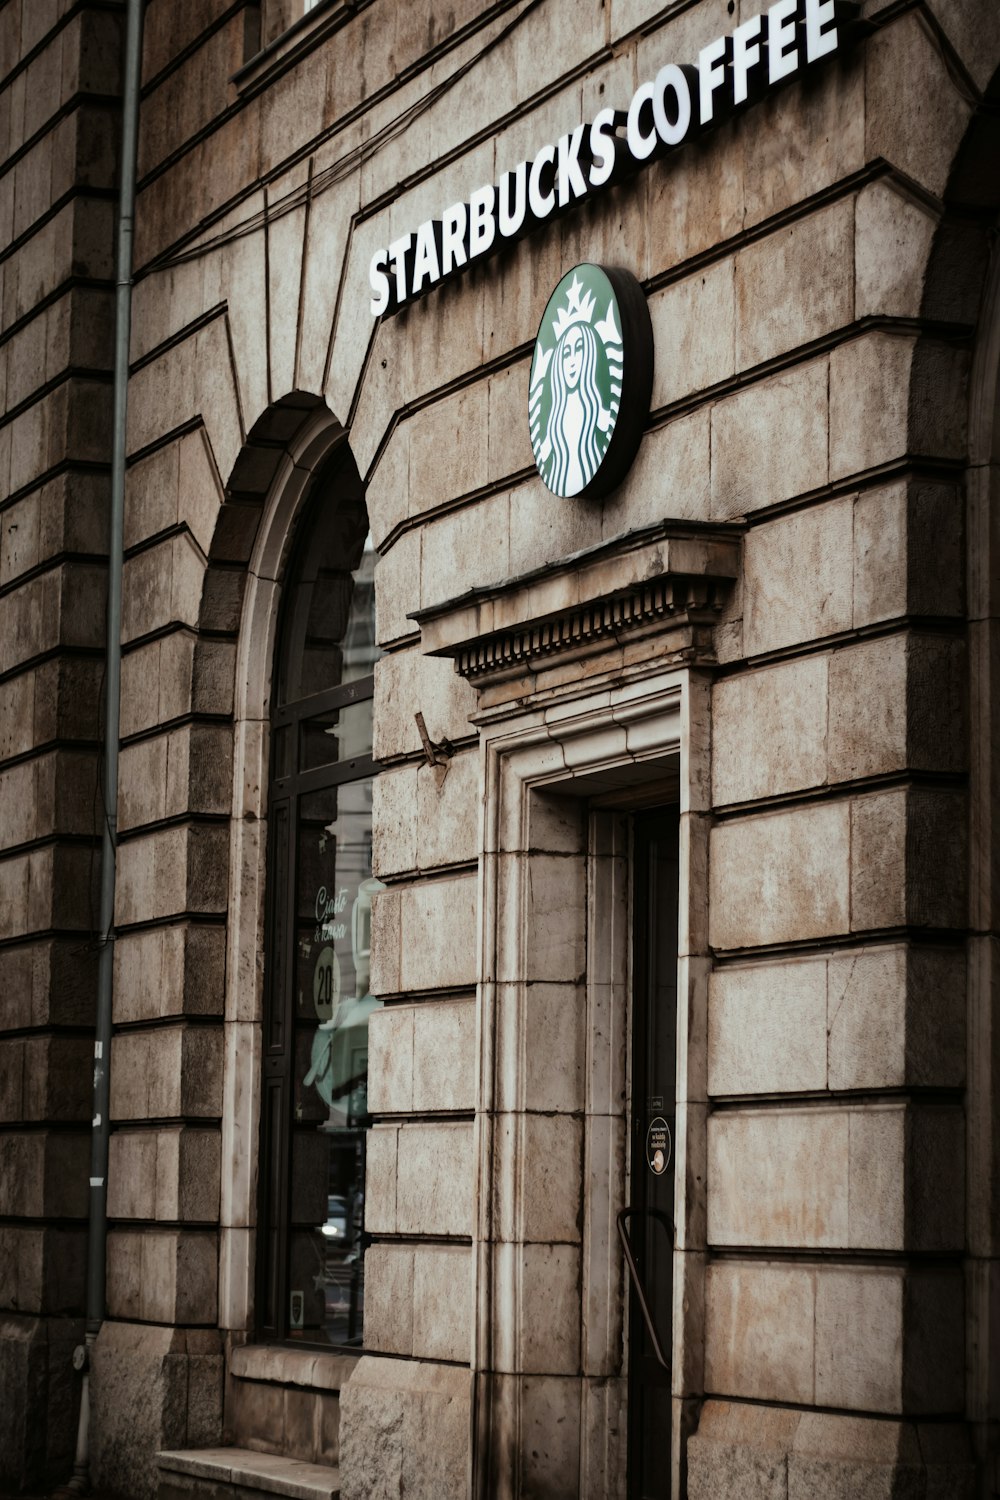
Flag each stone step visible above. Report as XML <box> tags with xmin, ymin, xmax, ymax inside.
<box><xmin>157</xmin><ymin>1447</ymin><xmax>340</xmax><ymax>1500</ymax></box>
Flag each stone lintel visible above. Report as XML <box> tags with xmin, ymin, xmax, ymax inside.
<box><xmin>411</xmin><ymin>518</ymin><xmax>741</xmax><ymax>686</ymax></box>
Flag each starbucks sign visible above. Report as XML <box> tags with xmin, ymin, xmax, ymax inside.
<box><xmin>529</xmin><ymin>264</ymin><xmax>653</xmax><ymax>500</ymax></box>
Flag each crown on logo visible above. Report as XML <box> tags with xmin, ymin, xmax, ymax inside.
<box><xmin>551</xmin><ymin>273</ymin><xmax>596</xmax><ymax>340</ymax></box>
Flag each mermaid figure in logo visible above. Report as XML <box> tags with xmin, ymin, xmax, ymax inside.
<box><xmin>545</xmin><ymin>320</ymin><xmax>612</xmax><ymax>497</ymax></box>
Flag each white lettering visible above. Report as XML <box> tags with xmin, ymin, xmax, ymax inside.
<box><xmin>387</xmin><ymin>233</ymin><xmax>411</xmax><ymax>306</ymax></box>
<box><xmin>804</xmin><ymin>0</ymin><xmax>839</xmax><ymax>61</ymax></box>
<box><xmin>588</xmin><ymin>108</ymin><xmax>621</xmax><ymax>188</ymax></box>
<box><xmin>767</xmin><ymin>0</ymin><xmax>800</xmax><ymax>82</ymax></box>
<box><xmin>468</xmin><ymin>183</ymin><xmax>496</xmax><ymax>259</ymax></box>
<box><xmin>440</xmin><ymin>201</ymin><xmax>468</xmax><ymax>275</ymax></box>
<box><xmin>731</xmin><ymin>13</ymin><xmax>763</xmax><ymax>105</ymax></box>
<box><xmin>652</xmin><ymin>63</ymin><xmax>694</xmax><ymax>147</ymax></box>
<box><xmin>411</xmin><ymin>220</ymin><xmax>441</xmax><ymax>295</ymax></box>
<box><xmin>528</xmin><ymin>142</ymin><xmax>556</xmax><ymax>220</ymax></box>
<box><xmin>626</xmin><ymin>80</ymin><xmax>658</xmax><ymax>161</ymax></box>
<box><xmin>697</xmin><ymin>34</ymin><xmax>729</xmax><ymax>125</ymax></box>
<box><xmin>498</xmin><ymin>161</ymin><xmax>528</xmax><ymax>237</ymax></box>
<box><xmin>369</xmin><ymin>247</ymin><xmax>390</xmax><ymax>317</ymax></box>
<box><xmin>556</xmin><ymin>123</ymin><xmax>589</xmax><ymax>206</ymax></box>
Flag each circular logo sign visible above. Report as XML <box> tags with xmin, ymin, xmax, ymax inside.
<box><xmin>529</xmin><ymin>263</ymin><xmax>653</xmax><ymax>501</ymax></box>
<box><xmin>646</xmin><ymin>1116</ymin><xmax>672</xmax><ymax>1176</ymax></box>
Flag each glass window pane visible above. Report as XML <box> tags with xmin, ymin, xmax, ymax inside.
<box><xmin>299</xmin><ymin>695</ymin><xmax>373</xmax><ymax>774</ymax></box>
<box><xmin>287</xmin><ymin>778</ymin><xmax>382</xmax><ymax>1345</ymax></box>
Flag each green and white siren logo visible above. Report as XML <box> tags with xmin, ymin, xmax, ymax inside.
<box><xmin>529</xmin><ymin>263</ymin><xmax>653</xmax><ymax>502</ymax></box>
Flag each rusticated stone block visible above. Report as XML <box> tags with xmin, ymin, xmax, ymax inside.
<box><xmin>849</xmin><ymin>786</ymin><xmax>966</xmax><ymax>932</ymax></box>
<box><xmin>118</xmin><ymin>723</ymin><xmax>233</xmax><ymax>831</ymax></box>
<box><xmin>91</xmin><ymin>1321</ymin><xmax>224</xmax><ymax>1500</ymax></box>
<box><xmin>711</xmin><ymin>355</ymin><xmax>828</xmax><ymax>520</ymax></box>
<box><xmin>114</xmin><ymin>922</ymin><xmax>225</xmax><ymax>1024</ymax></box>
<box><xmin>0</xmin><ymin>469</ymin><xmax>109</xmax><ymax>590</ymax></box>
<box><xmin>121</xmin><ymin>532</ymin><xmax>207</xmax><ymax>645</ymax></box>
<box><xmin>742</xmin><ymin>497</ymin><xmax>853</xmax><ymax>657</ymax></box>
<box><xmin>110</xmin><ymin>1024</ymin><xmax>223</xmax><ymax>1121</ymax></box>
<box><xmin>0</xmin><ymin>747</ymin><xmax>99</xmax><ymax>850</ymax></box>
<box><xmin>368</xmin><ymin>997</ymin><xmax>475</xmax><ymax>1115</ymax></box>
<box><xmin>708</xmin><ymin>1102</ymin><xmax>964</xmax><ymax>1253</ymax></box>
<box><xmin>688</xmin><ymin>1403</ymin><xmax>975</xmax><ymax>1500</ymax></box>
<box><xmin>0</xmin><ymin>559</ymin><xmax>105</xmax><ymax>676</ymax></box>
<box><xmin>365</xmin><ymin>1121</ymin><xmax>473</xmax><ymax>1238</ymax></box>
<box><xmin>0</xmin><ymin>1034</ymin><xmax>92</xmax><ymax>1123</ymax></box>
<box><xmin>0</xmin><ymin>1130</ymin><xmax>89</xmax><ymax>1218</ymax></box>
<box><xmin>107</xmin><ymin>1228</ymin><xmax>218</xmax><ymax>1324</ymax></box>
<box><xmin>108</xmin><ymin>1127</ymin><xmax>221</xmax><ymax>1222</ymax></box>
<box><xmin>365</xmin><ymin>1242</ymin><xmax>471</xmax><ymax>1364</ymax></box>
<box><xmin>712</xmin><ymin>655</ymin><xmax>828</xmax><ymax>805</ymax></box>
<box><xmin>0</xmin><ymin>1312</ymin><xmax>85</xmax><ymax>1491</ymax></box>
<box><xmin>688</xmin><ymin>1399</ymin><xmax>801</xmax><ymax>1500</ymax></box>
<box><xmin>119</xmin><ymin>632</ymin><xmax>236</xmax><ymax>737</ymax></box>
<box><xmin>0</xmin><ymin>937</ymin><xmax>97</xmax><ymax>1031</ymax></box>
<box><xmin>338</xmin><ymin>1355</ymin><xmax>472</xmax><ymax>1500</ymax></box>
<box><xmin>705</xmin><ymin>1260</ymin><xmax>964</xmax><ymax>1415</ymax></box>
<box><xmin>371</xmin><ymin>874</ymin><xmax>476</xmax><ymax>997</ymax></box>
<box><xmin>115</xmin><ymin>823</ymin><xmax>229</xmax><ymax>926</ymax></box>
<box><xmin>0</xmin><ymin>1225</ymin><xmax>86</xmax><ymax>1316</ymax></box>
<box><xmin>372</xmin><ymin>647</ymin><xmax>476</xmax><ymax>764</ymax></box>
<box><xmin>709</xmin><ymin>803</ymin><xmax>850</xmax><ymax>950</ymax></box>
<box><xmin>865</xmin><ymin>10</ymin><xmax>973</xmax><ymax>202</ymax></box>
<box><xmin>737</xmin><ymin>198</ymin><xmax>853</xmax><ymax>371</ymax></box>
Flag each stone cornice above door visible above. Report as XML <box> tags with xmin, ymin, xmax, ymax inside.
<box><xmin>410</xmin><ymin>518</ymin><xmax>743</xmax><ymax>705</ymax></box>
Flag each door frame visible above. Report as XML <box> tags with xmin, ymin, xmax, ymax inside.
<box><xmin>470</xmin><ymin>667</ymin><xmax>711</xmax><ymax>1500</ymax></box>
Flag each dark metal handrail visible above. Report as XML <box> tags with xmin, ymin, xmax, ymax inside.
<box><xmin>617</xmin><ymin>1205</ymin><xmax>674</xmax><ymax>1373</ymax></box>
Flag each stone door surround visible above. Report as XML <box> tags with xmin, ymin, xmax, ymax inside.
<box><xmin>415</xmin><ymin>521</ymin><xmax>731</xmax><ymax>1498</ymax></box>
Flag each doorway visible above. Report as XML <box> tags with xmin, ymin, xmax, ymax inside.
<box><xmin>625</xmin><ymin>805</ymin><xmax>680</xmax><ymax>1500</ymax></box>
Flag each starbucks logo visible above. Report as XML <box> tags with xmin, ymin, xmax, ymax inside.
<box><xmin>529</xmin><ymin>264</ymin><xmax>653</xmax><ymax>502</ymax></box>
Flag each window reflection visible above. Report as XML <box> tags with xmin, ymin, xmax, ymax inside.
<box><xmin>260</xmin><ymin>445</ymin><xmax>381</xmax><ymax>1348</ymax></box>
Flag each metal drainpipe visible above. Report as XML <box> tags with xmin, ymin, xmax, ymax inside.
<box><xmin>67</xmin><ymin>0</ymin><xmax>145</xmax><ymax>1490</ymax></box>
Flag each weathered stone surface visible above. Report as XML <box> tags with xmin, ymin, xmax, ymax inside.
<box><xmin>688</xmin><ymin>1399</ymin><xmax>800</xmax><ymax>1500</ymax></box>
<box><xmin>737</xmin><ymin>199</ymin><xmax>853</xmax><ymax>371</ymax></box>
<box><xmin>365</xmin><ymin>1121</ymin><xmax>474</xmax><ymax>1237</ymax></box>
<box><xmin>365</xmin><ymin>1242</ymin><xmax>471</xmax><ymax>1364</ymax></box>
<box><xmin>650</xmin><ymin>255</ymin><xmax>735</xmax><ymax>409</ymax></box>
<box><xmin>865</xmin><ymin>10</ymin><xmax>973</xmax><ymax>202</ymax></box>
<box><xmin>0</xmin><ymin>936</ymin><xmax>97</xmax><ymax>1031</ymax></box>
<box><xmin>743</xmin><ymin>498</ymin><xmax>853</xmax><ymax>657</ymax></box>
<box><xmin>0</xmin><ymin>1034</ymin><xmax>91</xmax><ymax>1122</ymax></box>
<box><xmin>709</xmin><ymin>803</ymin><xmax>850</xmax><ymax>950</ymax></box>
<box><xmin>689</xmin><ymin>1403</ymin><xmax>976</xmax><ymax>1500</ymax></box>
<box><xmin>114</xmin><ymin>923</ymin><xmax>226</xmax><ymax>1022</ymax></box>
<box><xmin>855</xmin><ymin>178</ymin><xmax>938</xmax><ymax>322</ymax></box>
<box><xmin>371</xmin><ymin>873</ymin><xmax>477</xmax><ymax>996</ymax></box>
<box><xmin>705</xmin><ymin>1260</ymin><xmax>816</xmax><ymax>1405</ymax></box>
<box><xmin>368</xmin><ymin>997</ymin><xmax>476</xmax><ymax>1114</ymax></box>
<box><xmin>711</xmin><ymin>357</ymin><xmax>829</xmax><ymax>520</ymax></box>
<box><xmin>118</xmin><ymin>723</ymin><xmax>233</xmax><ymax>830</ymax></box>
<box><xmin>0</xmin><ymin>1130</ymin><xmax>89</xmax><ymax>1218</ymax></box>
<box><xmin>339</xmin><ymin>1356</ymin><xmax>471</xmax><ymax>1500</ymax></box>
<box><xmin>92</xmin><ymin>1321</ymin><xmax>224</xmax><ymax>1500</ymax></box>
<box><xmin>107</xmin><ymin>1228</ymin><xmax>218</xmax><ymax>1324</ymax></box>
<box><xmin>0</xmin><ymin>1226</ymin><xmax>85</xmax><ymax>1317</ymax></box>
<box><xmin>109</xmin><ymin>1024</ymin><xmax>223</xmax><ymax>1121</ymax></box>
<box><xmin>0</xmin><ymin>1312</ymin><xmax>84</xmax><ymax>1491</ymax></box>
<box><xmin>372</xmin><ymin>647</ymin><xmax>476</xmax><ymax>763</ymax></box>
<box><xmin>709</xmin><ymin>957</ymin><xmax>827</xmax><ymax>1096</ymax></box>
<box><xmin>712</xmin><ymin>656</ymin><xmax>827</xmax><ymax>805</ymax></box>
<box><xmin>108</xmin><ymin>1127</ymin><xmax>221</xmax><ymax>1222</ymax></box>
<box><xmin>0</xmin><ymin>560</ymin><xmax>105</xmax><ymax>675</ymax></box>
<box><xmin>115</xmin><ymin>823</ymin><xmax>229</xmax><ymax>926</ymax></box>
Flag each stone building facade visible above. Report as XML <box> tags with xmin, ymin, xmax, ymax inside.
<box><xmin>2</xmin><ymin>0</ymin><xmax>1000</xmax><ymax>1497</ymax></box>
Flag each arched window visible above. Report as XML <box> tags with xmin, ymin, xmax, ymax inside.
<box><xmin>257</xmin><ymin>443</ymin><xmax>381</xmax><ymax>1346</ymax></box>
